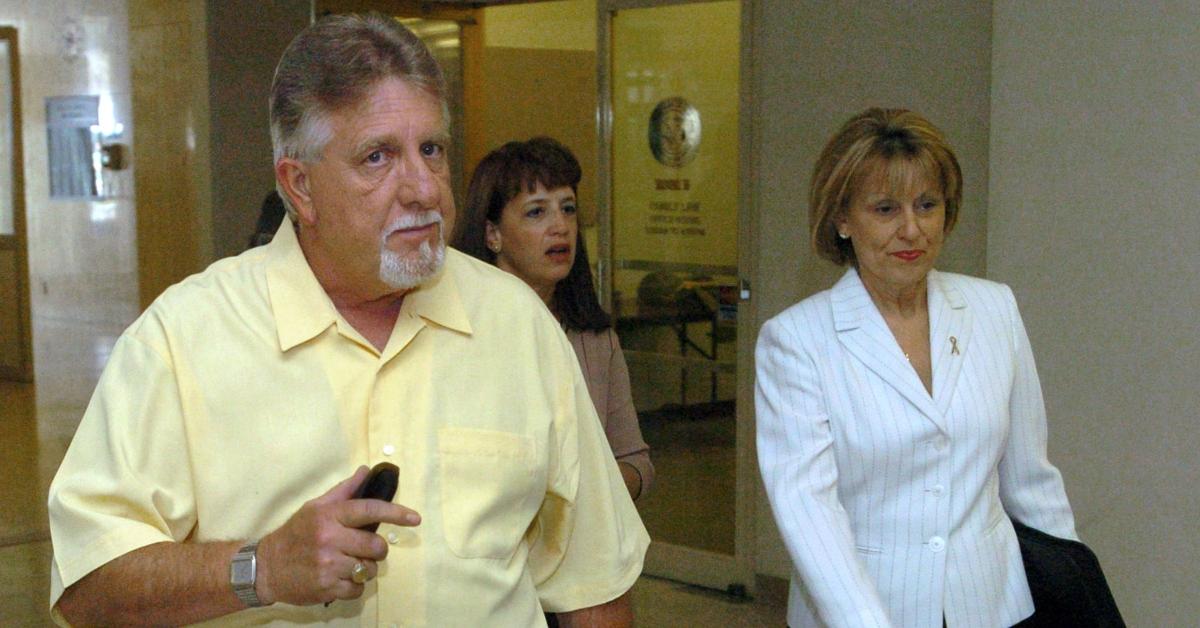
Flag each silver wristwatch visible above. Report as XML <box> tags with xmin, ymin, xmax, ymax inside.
<box><xmin>230</xmin><ymin>541</ymin><xmax>265</xmax><ymax>608</ymax></box>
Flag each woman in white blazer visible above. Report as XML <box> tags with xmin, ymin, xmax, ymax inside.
<box><xmin>756</xmin><ymin>109</ymin><xmax>1078</xmax><ymax>628</ymax></box>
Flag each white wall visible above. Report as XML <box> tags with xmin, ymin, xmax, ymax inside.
<box><xmin>989</xmin><ymin>2</ymin><xmax>1200</xmax><ymax>622</ymax></box>
<box><xmin>0</xmin><ymin>0</ymin><xmax>138</xmax><ymax>326</ymax></box>
<box><xmin>750</xmin><ymin>0</ymin><xmax>993</xmax><ymax>578</ymax></box>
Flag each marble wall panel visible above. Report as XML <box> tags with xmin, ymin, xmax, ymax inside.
<box><xmin>129</xmin><ymin>0</ymin><xmax>210</xmax><ymax>308</ymax></box>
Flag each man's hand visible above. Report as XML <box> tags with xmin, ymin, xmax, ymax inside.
<box><xmin>256</xmin><ymin>466</ymin><xmax>421</xmax><ymax>606</ymax></box>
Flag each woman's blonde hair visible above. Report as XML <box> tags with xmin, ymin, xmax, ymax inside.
<box><xmin>809</xmin><ymin>108</ymin><xmax>962</xmax><ymax>265</ymax></box>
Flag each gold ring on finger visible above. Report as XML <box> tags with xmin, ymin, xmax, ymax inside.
<box><xmin>350</xmin><ymin>561</ymin><xmax>369</xmax><ymax>585</ymax></box>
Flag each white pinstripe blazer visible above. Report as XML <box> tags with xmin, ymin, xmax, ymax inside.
<box><xmin>756</xmin><ymin>269</ymin><xmax>1077</xmax><ymax>628</ymax></box>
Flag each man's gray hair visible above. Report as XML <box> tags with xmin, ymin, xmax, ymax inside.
<box><xmin>269</xmin><ymin>13</ymin><xmax>447</xmax><ymax>220</ymax></box>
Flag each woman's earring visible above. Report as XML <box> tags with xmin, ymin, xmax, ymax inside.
<box><xmin>838</xmin><ymin>232</ymin><xmax>849</xmax><ymax>240</ymax></box>
<box><xmin>489</xmin><ymin>242</ymin><xmax>501</xmax><ymax>254</ymax></box>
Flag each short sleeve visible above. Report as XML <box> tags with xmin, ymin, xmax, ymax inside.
<box><xmin>528</xmin><ymin>332</ymin><xmax>649</xmax><ymax>612</ymax></box>
<box><xmin>47</xmin><ymin>316</ymin><xmax>198</xmax><ymax>608</ymax></box>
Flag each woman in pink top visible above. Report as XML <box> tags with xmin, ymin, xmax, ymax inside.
<box><xmin>453</xmin><ymin>137</ymin><xmax>654</xmax><ymax>501</ymax></box>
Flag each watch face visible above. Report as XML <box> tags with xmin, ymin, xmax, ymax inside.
<box><xmin>231</xmin><ymin>554</ymin><xmax>256</xmax><ymax>585</ymax></box>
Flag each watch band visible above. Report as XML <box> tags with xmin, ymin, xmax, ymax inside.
<box><xmin>230</xmin><ymin>541</ymin><xmax>265</xmax><ymax>608</ymax></box>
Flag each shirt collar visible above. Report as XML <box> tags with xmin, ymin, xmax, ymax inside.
<box><xmin>265</xmin><ymin>221</ymin><xmax>473</xmax><ymax>352</ymax></box>
<box><xmin>402</xmin><ymin>249</ymin><xmax>473</xmax><ymax>337</ymax></box>
<box><xmin>265</xmin><ymin>218</ymin><xmax>339</xmax><ymax>351</ymax></box>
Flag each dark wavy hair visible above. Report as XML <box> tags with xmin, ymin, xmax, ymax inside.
<box><xmin>452</xmin><ymin>137</ymin><xmax>611</xmax><ymax>332</ymax></box>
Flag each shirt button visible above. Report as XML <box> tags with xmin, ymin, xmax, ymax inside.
<box><xmin>930</xmin><ymin>484</ymin><xmax>945</xmax><ymax>497</ymax></box>
<box><xmin>928</xmin><ymin>536</ymin><xmax>946</xmax><ymax>553</ymax></box>
<box><xmin>933</xmin><ymin>436</ymin><xmax>948</xmax><ymax>451</ymax></box>
<box><xmin>382</xmin><ymin>444</ymin><xmax>396</xmax><ymax>456</ymax></box>
<box><xmin>387</xmin><ymin>531</ymin><xmax>400</xmax><ymax>544</ymax></box>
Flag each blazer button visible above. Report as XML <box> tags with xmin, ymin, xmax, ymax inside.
<box><xmin>928</xmin><ymin>536</ymin><xmax>946</xmax><ymax>552</ymax></box>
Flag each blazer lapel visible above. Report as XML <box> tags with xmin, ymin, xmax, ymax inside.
<box><xmin>831</xmin><ymin>269</ymin><xmax>946</xmax><ymax>433</ymax></box>
<box><xmin>928</xmin><ymin>271</ymin><xmax>971</xmax><ymax>419</ymax></box>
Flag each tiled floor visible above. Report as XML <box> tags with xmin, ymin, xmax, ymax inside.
<box><xmin>0</xmin><ymin>315</ymin><xmax>785</xmax><ymax>626</ymax></box>
<box><xmin>632</xmin><ymin>575</ymin><xmax>787</xmax><ymax>627</ymax></box>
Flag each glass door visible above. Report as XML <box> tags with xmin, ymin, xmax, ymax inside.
<box><xmin>598</xmin><ymin>0</ymin><xmax>755</xmax><ymax>594</ymax></box>
<box><xmin>0</xmin><ymin>27</ymin><xmax>32</xmax><ymax>382</ymax></box>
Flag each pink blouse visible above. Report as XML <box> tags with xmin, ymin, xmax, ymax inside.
<box><xmin>566</xmin><ymin>327</ymin><xmax>655</xmax><ymax>499</ymax></box>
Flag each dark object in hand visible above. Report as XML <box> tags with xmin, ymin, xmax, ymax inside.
<box><xmin>351</xmin><ymin>462</ymin><xmax>399</xmax><ymax>533</ymax></box>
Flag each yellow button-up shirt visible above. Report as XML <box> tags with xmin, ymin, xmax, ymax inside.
<box><xmin>48</xmin><ymin>223</ymin><xmax>649</xmax><ymax>626</ymax></box>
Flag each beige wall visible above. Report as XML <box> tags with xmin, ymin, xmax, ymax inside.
<box><xmin>749</xmin><ymin>0</ymin><xmax>993</xmax><ymax>578</ymax></box>
<box><xmin>206</xmin><ymin>0</ymin><xmax>309</xmax><ymax>260</ymax></box>
<box><xmin>0</xmin><ymin>0</ymin><xmax>139</xmax><ymax>326</ymax></box>
<box><xmin>989</xmin><ymin>2</ymin><xmax>1200</xmax><ymax>622</ymax></box>
<box><xmin>485</xmin><ymin>0</ymin><xmax>594</xmax><ymax>52</ymax></box>
<box><xmin>477</xmin><ymin>0</ymin><xmax>598</xmax><ymax>226</ymax></box>
<box><xmin>476</xmin><ymin>46</ymin><xmax>598</xmax><ymax>221</ymax></box>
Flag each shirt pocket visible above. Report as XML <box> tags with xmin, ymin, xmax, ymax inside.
<box><xmin>438</xmin><ymin>427</ymin><xmax>540</xmax><ymax>559</ymax></box>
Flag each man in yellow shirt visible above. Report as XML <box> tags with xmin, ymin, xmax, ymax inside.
<box><xmin>48</xmin><ymin>13</ymin><xmax>648</xmax><ymax>626</ymax></box>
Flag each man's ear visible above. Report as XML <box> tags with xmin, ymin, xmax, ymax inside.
<box><xmin>276</xmin><ymin>158</ymin><xmax>317</xmax><ymax>225</ymax></box>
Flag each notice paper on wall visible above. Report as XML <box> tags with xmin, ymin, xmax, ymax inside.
<box><xmin>46</xmin><ymin>95</ymin><xmax>100</xmax><ymax>199</ymax></box>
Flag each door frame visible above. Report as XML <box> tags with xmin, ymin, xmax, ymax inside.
<box><xmin>0</xmin><ymin>26</ymin><xmax>32</xmax><ymax>382</ymax></box>
<box><xmin>596</xmin><ymin>0</ymin><xmax>759</xmax><ymax>595</ymax></box>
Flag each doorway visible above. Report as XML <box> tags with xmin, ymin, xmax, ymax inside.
<box><xmin>0</xmin><ymin>26</ymin><xmax>31</xmax><ymax>382</ymax></box>
<box><xmin>598</xmin><ymin>0</ymin><xmax>756</xmax><ymax>594</ymax></box>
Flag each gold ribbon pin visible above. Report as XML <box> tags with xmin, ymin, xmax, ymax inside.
<box><xmin>950</xmin><ymin>336</ymin><xmax>960</xmax><ymax>355</ymax></box>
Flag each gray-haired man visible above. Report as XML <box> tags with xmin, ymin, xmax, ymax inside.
<box><xmin>49</xmin><ymin>13</ymin><xmax>647</xmax><ymax>626</ymax></box>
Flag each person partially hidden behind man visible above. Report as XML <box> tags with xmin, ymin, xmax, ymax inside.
<box><xmin>47</xmin><ymin>13</ymin><xmax>648</xmax><ymax>627</ymax></box>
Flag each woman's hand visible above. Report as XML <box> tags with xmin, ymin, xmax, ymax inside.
<box><xmin>617</xmin><ymin>461</ymin><xmax>642</xmax><ymax>501</ymax></box>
